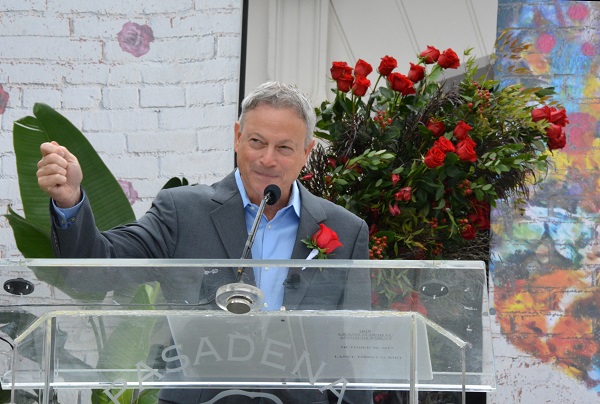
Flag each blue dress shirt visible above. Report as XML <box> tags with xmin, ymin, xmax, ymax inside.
<box><xmin>234</xmin><ymin>169</ymin><xmax>300</xmax><ymax>311</ymax></box>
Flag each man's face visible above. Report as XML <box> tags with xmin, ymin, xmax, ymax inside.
<box><xmin>234</xmin><ymin>105</ymin><xmax>314</xmax><ymax>209</ymax></box>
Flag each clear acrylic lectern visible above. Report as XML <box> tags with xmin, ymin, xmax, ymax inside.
<box><xmin>0</xmin><ymin>259</ymin><xmax>495</xmax><ymax>404</ymax></box>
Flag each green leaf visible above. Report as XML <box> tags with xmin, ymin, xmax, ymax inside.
<box><xmin>162</xmin><ymin>177</ymin><xmax>189</xmax><ymax>189</ymax></box>
<box><xmin>4</xmin><ymin>205</ymin><xmax>53</xmax><ymax>258</ymax></box>
<box><xmin>93</xmin><ymin>283</ymin><xmax>161</xmax><ymax>400</ymax></box>
<box><xmin>534</xmin><ymin>87</ymin><xmax>556</xmax><ymax>97</ymax></box>
<box><xmin>33</xmin><ymin>103</ymin><xmax>136</xmax><ymax>231</ymax></box>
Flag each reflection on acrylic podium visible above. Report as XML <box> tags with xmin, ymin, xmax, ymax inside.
<box><xmin>0</xmin><ymin>259</ymin><xmax>495</xmax><ymax>404</ymax></box>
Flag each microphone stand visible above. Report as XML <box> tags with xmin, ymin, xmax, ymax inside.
<box><xmin>215</xmin><ymin>185</ymin><xmax>281</xmax><ymax>314</ymax></box>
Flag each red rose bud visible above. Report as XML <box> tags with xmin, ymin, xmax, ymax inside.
<box><xmin>389</xmin><ymin>203</ymin><xmax>402</xmax><ymax>216</ymax></box>
<box><xmin>352</xmin><ymin>75</ymin><xmax>370</xmax><ymax>97</ymax></box>
<box><xmin>424</xmin><ymin>146</ymin><xmax>446</xmax><ymax>168</ymax></box>
<box><xmin>549</xmin><ymin>108</ymin><xmax>569</xmax><ymax>126</ymax></box>
<box><xmin>327</xmin><ymin>157</ymin><xmax>337</xmax><ymax>167</ymax></box>
<box><xmin>301</xmin><ymin>173</ymin><xmax>314</xmax><ymax>181</ymax></box>
<box><xmin>313</xmin><ymin>223</ymin><xmax>343</xmax><ymax>254</ymax></box>
<box><xmin>407</xmin><ymin>63</ymin><xmax>425</xmax><ymax>83</ymax></box>
<box><xmin>330</xmin><ymin>61</ymin><xmax>349</xmax><ymax>80</ymax></box>
<box><xmin>456</xmin><ymin>136</ymin><xmax>477</xmax><ymax>162</ymax></box>
<box><xmin>419</xmin><ymin>45</ymin><xmax>440</xmax><ymax>64</ymax></box>
<box><xmin>378</xmin><ymin>55</ymin><xmax>397</xmax><ymax>76</ymax></box>
<box><xmin>388</xmin><ymin>72</ymin><xmax>414</xmax><ymax>94</ymax></box>
<box><xmin>434</xmin><ymin>136</ymin><xmax>456</xmax><ymax>153</ymax></box>
<box><xmin>354</xmin><ymin>59</ymin><xmax>373</xmax><ymax>77</ymax></box>
<box><xmin>426</xmin><ymin>117</ymin><xmax>445</xmax><ymax>137</ymax></box>
<box><xmin>336</xmin><ymin>73</ymin><xmax>354</xmax><ymax>93</ymax></box>
<box><xmin>391</xmin><ymin>173</ymin><xmax>401</xmax><ymax>186</ymax></box>
<box><xmin>453</xmin><ymin>121</ymin><xmax>472</xmax><ymax>140</ymax></box>
<box><xmin>437</xmin><ymin>48</ymin><xmax>460</xmax><ymax>69</ymax></box>
<box><xmin>531</xmin><ymin>105</ymin><xmax>551</xmax><ymax>122</ymax></box>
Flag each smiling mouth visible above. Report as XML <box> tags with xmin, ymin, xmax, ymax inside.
<box><xmin>254</xmin><ymin>171</ymin><xmax>278</xmax><ymax>179</ymax></box>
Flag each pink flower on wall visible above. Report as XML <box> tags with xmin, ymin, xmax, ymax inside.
<box><xmin>118</xmin><ymin>180</ymin><xmax>139</xmax><ymax>205</ymax></box>
<box><xmin>0</xmin><ymin>85</ymin><xmax>9</xmax><ymax>115</ymax></box>
<box><xmin>117</xmin><ymin>22</ymin><xmax>154</xmax><ymax>57</ymax></box>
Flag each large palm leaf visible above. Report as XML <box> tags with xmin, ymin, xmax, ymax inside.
<box><xmin>5</xmin><ymin>103</ymin><xmax>135</xmax><ymax>257</ymax></box>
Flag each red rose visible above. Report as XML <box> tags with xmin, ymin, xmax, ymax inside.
<box><xmin>434</xmin><ymin>136</ymin><xmax>456</xmax><ymax>153</ymax></box>
<box><xmin>546</xmin><ymin>123</ymin><xmax>562</xmax><ymax>139</ymax></box>
<box><xmin>546</xmin><ymin>124</ymin><xmax>566</xmax><ymax>150</ymax></box>
<box><xmin>424</xmin><ymin>146</ymin><xmax>446</xmax><ymax>168</ymax></box>
<box><xmin>391</xmin><ymin>173</ymin><xmax>401</xmax><ymax>186</ymax></box>
<box><xmin>531</xmin><ymin>105</ymin><xmax>551</xmax><ymax>122</ymax></box>
<box><xmin>378</xmin><ymin>55</ymin><xmax>397</xmax><ymax>76</ymax></box>
<box><xmin>419</xmin><ymin>45</ymin><xmax>440</xmax><ymax>64</ymax></box>
<box><xmin>330</xmin><ymin>61</ymin><xmax>349</xmax><ymax>80</ymax></box>
<box><xmin>426</xmin><ymin>117</ymin><xmax>445</xmax><ymax>137</ymax></box>
<box><xmin>313</xmin><ymin>224</ymin><xmax>343</xmax><ymax>254</ymax></box>
<box><xmin>461</xmin><ymin>224</ymin><xmax>476</xmax><ymax>240</ymax></box>
<box><xmin>394</xmin><ymin>187</ymin><xmax>412</xmax><ymax>202</ymax></box>
<box><xmin>354</xmin><ymin>59</ymin><xmax>373</xmax><ymax>77</ymax></box>
<box><xmin>550</xmin><ymin>108</ymin><xmax>569</xmax><ymax>126</ymax></box>
<box><xmin>336</xmin><ymin>72</ymin><xmax>354</xmax><ymax>93</ymax></box>
<box><xmin>437</xmin><ymin>48</ymin><xmax>460</xmax><ymax>69</ymax></box>
<box><xmin>388</xmin><ymin>72</ymin><xmax>414</xmax><ymax>95</ymax></box>
<box><xmin>352</xmin><ymin>75</ymin><xmax>370</xmax><ymax>97</ymax></box>
<box><xmin>407</xmin><ymin>63</ymin><xmax>425</xmax><ymax>83</ymax></box>
<box><xmin>300</xmin><ymin>173</ymin><xmax>314</xmax><ymax>181</ymax></box>
<box><xmin>453</xmin><ymin>121</ymin><xmax>472</xmax><ymax>140</ymax></box>
<box><xmin>456</xmin><ymin>136</ymin><xmax>477</xmax><ymax>162</ymax></box>
<box><xmin>548</xmin><ymin>132</ymin><xmax>566</xmax><ymax>150</ymax></box>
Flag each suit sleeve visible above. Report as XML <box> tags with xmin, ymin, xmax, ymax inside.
<box><xmin>51</xmin><ymin>188</ymin><xmax>178</xmax><ymax>259</ymax></box>
<box><xmin>339</xmin><ymin>219</ymin><xmax>372</xmax><ymax>310</ymax></box>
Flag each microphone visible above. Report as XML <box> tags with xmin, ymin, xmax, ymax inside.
<box><xmin>215</xmin><ymin>184</ymin><xmax>282</xmax><ymax>314</ymax></box>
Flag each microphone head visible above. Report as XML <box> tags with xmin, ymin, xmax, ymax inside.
<box><xmin>264</xmin><ymin>184</ymin><xmax>281</xmax><ymax>205</ymax></box>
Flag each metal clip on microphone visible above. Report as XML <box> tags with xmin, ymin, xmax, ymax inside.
<box><xmin>215</xmin><ymin>184</ymin><xmax>281</xmax><ymax>314</ymax></box>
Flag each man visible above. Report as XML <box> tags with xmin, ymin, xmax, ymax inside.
<box><xmin>37</xmin><ymin>82</ymin><xmax>371</xmax><ymax>403</ymax></box>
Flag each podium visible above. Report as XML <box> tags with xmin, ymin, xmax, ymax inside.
<box><xmin>0</xmin><ymin>259</ymin><xmax>495</xmax><ymax>403</ymax></box>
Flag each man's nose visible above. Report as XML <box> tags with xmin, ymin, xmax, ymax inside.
<box><xmin>260</xmin><ymin>147</ymin><xmax>277</xmax><ymax>166</ymax></box>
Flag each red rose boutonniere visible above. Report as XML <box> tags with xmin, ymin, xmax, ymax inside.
<box><xmin>302</xmin><ymin>224</ymin><xmax>343</xmax><ymax>260</ymax></box>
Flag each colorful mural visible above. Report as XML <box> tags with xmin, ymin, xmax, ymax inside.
<box><xmin>492</xmin><ymin>0</ymin><xmax>600</xmax><ymax>394</ymax></box>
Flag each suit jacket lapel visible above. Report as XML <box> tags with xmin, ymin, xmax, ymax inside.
<box><xmin>284</xmin><ymin>183</ymin><xmax>327</xmax><ymax>309</ymax></box>
<box><xmin>209</xmin><ymin>173</ymin><xmax>257</xmax><ymax>285</ymax></box>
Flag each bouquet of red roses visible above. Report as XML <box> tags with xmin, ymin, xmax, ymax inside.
<box><xmin>300</xmin><ymin>40</ymin><xmax>568</xmax><ymax>269</ymax></box>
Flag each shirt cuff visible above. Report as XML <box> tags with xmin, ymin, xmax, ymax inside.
<box><xmin>51</xmin><ymin>190</ymin><xmax>86</xmax><ymax>229</ymax></box>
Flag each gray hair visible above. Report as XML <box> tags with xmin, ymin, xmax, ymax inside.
<box><xmin>239</xmin><ymin>82</ymin><xmax>316</xmax><ymax>147</ymax></box>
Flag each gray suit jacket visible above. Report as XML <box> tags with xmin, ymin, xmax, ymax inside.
<box><xmin>51</xmin><ymin>172</ymin><xmax>372</xmax><ymax>403</ymax></box>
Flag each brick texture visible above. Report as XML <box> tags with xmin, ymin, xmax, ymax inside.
<box><xmin>0</xmin><ymin>0</ymin><xmax>242</xmax><ymax>258</ymax></box>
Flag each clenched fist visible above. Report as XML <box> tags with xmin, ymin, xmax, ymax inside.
<box><xmin>37</xmin><ymin>141</ymin><xmax>83</xmax><ymax>208</ymax></box>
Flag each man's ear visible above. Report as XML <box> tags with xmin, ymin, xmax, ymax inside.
<box><xmin>234</xmin><ymin>121</ymin><xmax>242</xmax><ymax>148</ymax></box>
<box><xmin>304</xmin><ymin>139</ymin><xmax>316</xmax><ymax>161</ymax></box>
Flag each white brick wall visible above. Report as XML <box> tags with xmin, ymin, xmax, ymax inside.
<box><xmin>0</xmin><ymin>0</ymin><xmax>242</xmax><ymax>258</ymax></box>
